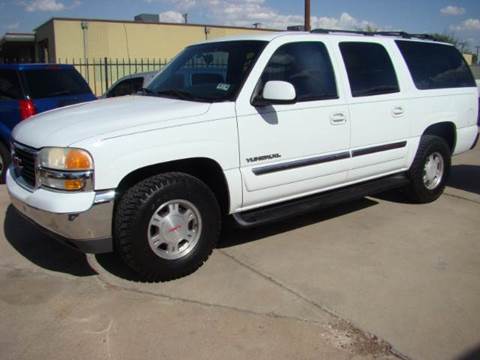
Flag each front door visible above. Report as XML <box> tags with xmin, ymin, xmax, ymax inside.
<box><xmin>236</xmin><ymin>40</ymin><xmax>351</xmax><ymax>208</ymax></box>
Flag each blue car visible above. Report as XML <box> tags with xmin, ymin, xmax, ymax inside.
<box><xmin>0</xmin><ymin>64</ymin><xmax>96</xmax><ymax>181</ymax></box>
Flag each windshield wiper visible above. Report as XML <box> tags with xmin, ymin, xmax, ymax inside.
<box><xmin>153</xmin><ymin>89</ymin><xmax>212</xmax><ymax>102</ymax></box>
<box><xmin>154</xmin><ymin>89</ymin><xmax>197</xmax><ymax>100</ymax></box>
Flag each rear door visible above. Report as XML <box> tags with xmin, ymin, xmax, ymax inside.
<box><xmin>236</xmin><ymin>40</ymin><xmax>351</xmax><ymax>208</ymax></box>
<box><xmin>0</xmin><ymin>69</ymin><xmax>23</xmax><ymax>139</ymax></box>
<box><xmin>338</xmin><ymin>41</ymin><xmax>410</xmax><ymax>181</ymax></box>
<box><xmin>21</xmin><ymin>67</ymin><xmax>95</xmax><ymax>113</ymax></box>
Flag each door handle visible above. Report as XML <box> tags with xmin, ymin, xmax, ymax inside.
<box><xmin>392</xmin><ymin>106</ymin><xmax>405</xmax><ymax>117</ymax></box>
<box><xmin>330</xmin><ymin>113</ymin><xmax>347</xmax><ymax>125</ymax></box>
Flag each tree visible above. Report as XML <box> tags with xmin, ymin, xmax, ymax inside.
<box><xmin>430</xmin><ymin>33</ymin><xmax>470</xmax><ymax>53</ymax></box>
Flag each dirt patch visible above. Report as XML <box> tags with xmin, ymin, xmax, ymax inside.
<box><xmin>326</xmin><ymin>319</ymin><xmax>396</xmax><ymax>358</ymax></box>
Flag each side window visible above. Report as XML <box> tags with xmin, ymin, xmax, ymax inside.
<box><xmin>0</xmin><ymin>70</ymin><xmax>23</xmax><ymax>100</ymax></box>
<box><xmin>396</xmin><ymin>40</ymin><xmax>476</xmax><ymax>90</ymax></box>
<box><xmin>339</xmin><ymin>42</ymin><xmax>400</xmax><ymax>97</ymax></box>
<box><xmin>108</xmin><ymin>78</ymin><xmax>139</xmax><ymax>97</ymax></box>
<box><xmin>260</xmin><ymin>42</ymin><xmax>338</xmax><ymax>102</ymax></box>
<box><xmin>130</xmin><ymin>77</ymin><xmax>144</xmax><ymax>93</ymax></box>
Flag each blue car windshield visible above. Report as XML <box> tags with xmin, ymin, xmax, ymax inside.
<box><xmin>146</xmin><ymin>41</ymin><xmax>267</xmax><ymax>102</ymax></box>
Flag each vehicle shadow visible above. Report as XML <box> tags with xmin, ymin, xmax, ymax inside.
<box><xmin>456</xmin><ymin>343</ymin><xmax>480</xmax><ymax>360</ymax></box>
<box><xmin>371</xmin><ymin>189</ymin><xmax>412</xmax><ymax>204</ymax></box>
<box><xmin>3</xmin><ymin>206</ymin><xmax>97</xmax><ymax>277</ymax></box>
<box><xmin>218</xmin><ymin>197</ymin><xmax>378</xmax><ymax>248</ymax></box>
<box><xmin>94</xmin><ymin>197</ymin><xmax>378</xmax><ymax>281</ymax></box>
<box><xmin>447</xmin><ymin>165</ymin><xmax>480</xmax><ymax>195</ymax></box>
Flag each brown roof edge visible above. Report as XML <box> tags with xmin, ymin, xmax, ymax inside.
<box><xmin>34</xmin><ymin>17</ymin><xmax>281</xmax><ymax>32</ymax></box>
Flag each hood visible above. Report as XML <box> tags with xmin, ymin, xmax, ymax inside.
<box><xmin>12</xmin><ymin>96</ymin><xmax>211</xmax><ymax>148</ymax></box>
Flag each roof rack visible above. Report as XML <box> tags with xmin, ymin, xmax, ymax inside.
<box><xmin>310</xmin><ymin>28</ymin><xmax>436</xmax><ymax>41</ymax></box>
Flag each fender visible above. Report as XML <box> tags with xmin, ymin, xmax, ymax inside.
<box><xmin>73</xmin><ymin>114</ymin><xmax>241</xmax><ymax>193</ymax></box>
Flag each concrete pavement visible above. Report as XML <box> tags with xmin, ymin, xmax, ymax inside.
<box><xmin>1</xmin><ymin>143</ymin><xmax>479</xmax><ymax>360</ymax></box>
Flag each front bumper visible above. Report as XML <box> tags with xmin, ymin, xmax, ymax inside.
<box><xmin>7</xmin><ymin>168</ymin><xmax>115</xmax><ymax>254</ymax></box>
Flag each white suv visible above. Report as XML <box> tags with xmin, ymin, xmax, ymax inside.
<box><xmin>7</xmin><ymin>31</ymin><xmax>479</xmax><ymax>281</ymax></box>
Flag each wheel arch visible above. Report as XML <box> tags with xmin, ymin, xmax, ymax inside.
<box><xmin>116</xmin><ymin>157</ymin><xmax>231</xmax><ymax>215</ymax></box>
<box><xmin>421</xmin><ymin>122</ymin><xmax>457</xmax><ymax>153</ymax></box>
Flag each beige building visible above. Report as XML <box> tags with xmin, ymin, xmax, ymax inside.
<box><xmin>32</xmin><ymin>17</ymin><xmax>277</xmax><ymax>95</ymax></box>
<box><xmin>462</xmin><ymin>53</ymin><xmax>474</xmax><ymax>66</ymax></box>
<box><xmin>35</xmin><ymin>17</ymin><xmax>275</xmax><ymax>63</ymax></box>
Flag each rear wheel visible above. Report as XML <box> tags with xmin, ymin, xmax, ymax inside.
<box><xmin>405</xmin><ymin>135</ymin><xmax>451</xmax><ymax>203</ymax></box>
<box><xmin>0</xmin><ymin>142</ymin><xmax>11</xmax><ymax>184</ymax></box>
<box><xmin>114</xmin><ymin>172</ymin><xmax>221</xmax><ymax>282</ymax></box>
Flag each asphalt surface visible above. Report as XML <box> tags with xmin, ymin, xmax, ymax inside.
<box><xmin>0</xmin><ymin>143</ymin><xmax>479</xmax><ymax>360</ymax></box>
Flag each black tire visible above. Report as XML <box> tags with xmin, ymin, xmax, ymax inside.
<box><xmin>405</xmin><ymin>135</ymin><xmax>451</xmax><ymax>203</ymax></box>
<box><xmin>0</xmin><ymin>142</ymin><xmax>11</xmax><ymax>184</ymax></box>
<box><xmin>114</xmin><ymin>172</ymin><xmax>221</xmax><ymax>282</ymax></box>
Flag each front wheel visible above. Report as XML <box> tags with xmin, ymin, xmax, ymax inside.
<box><xmin>114</xmin><ymin>173</ymin><xmax>221</xmax><ymax>282</ymax></box>
<box><xmin>405</xmin><ymin>135</ymin><xmax>451</xmax><ymax>203</ymax></box>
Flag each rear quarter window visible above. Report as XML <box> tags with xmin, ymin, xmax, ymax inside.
<box><xmin>0</xmin><ymin>70</ymin><xmax>23</xmax><ymax>100</ymax></box>
<box><xmin>23</xmin><ymin>68</ymin><xmax>92</xmax><ymax>99</ymax></box>
<box><xmin>396</xmin><ymin>40</ymin><xmax>476</xmax><ymax>90</ymax></box>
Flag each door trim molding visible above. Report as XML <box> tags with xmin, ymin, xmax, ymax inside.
<box><xmin>252</xmin><ymin>151</ymin><xmax>350</xmax><ymax>175</ymax></box>
<box><xmin>252</xmin><ymin>141</ymin><xmax>407</xmax><ymax>176</ymax></box>
<box><xmin>351</xmin><ymin>141</ymin><xmax>407</xmax><ymax>157</ymax></box>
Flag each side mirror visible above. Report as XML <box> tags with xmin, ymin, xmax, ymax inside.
<box><xmin>254</xmin><ymin>81</ymin><xmax>296</xmax><ymax>106</ymax></box>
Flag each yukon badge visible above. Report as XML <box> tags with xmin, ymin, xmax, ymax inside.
<box><xmin>246</xmin><ymin>153</ymin><xmax>282</xmax><ymax>163</ymax></box>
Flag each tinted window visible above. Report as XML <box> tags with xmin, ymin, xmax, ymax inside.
<box><xmin>396</xmin><ymin>40</ymin><xmax>475</xmax><ymax>90</ymax></box>
<box><xmin>108</xmin><ymin>77</ymin><xmax>144</xmax><ymax>97</ymax></box>
<box><xmin>148</xmin><ymin>41</ymin><xmax>266</xmax><ymax>102</ymax></box>
<box><xmin>340</xmin><ymin>42</ymin><xmax>400</xmax><ymax>97</ymax></box>
<box><xmin>0</xmin><ymin>70</ymin><xmax>23</xmax><ymax>100</ymax></box>
<box><xmin>23</xmin><ymin>68</ymin><xmax>92</xmax><ymax>99</ymax></box>
<box><xmin>260</xmin><ymin>42</ymin><xmax>338</xmax><ymax>102</ymax></box>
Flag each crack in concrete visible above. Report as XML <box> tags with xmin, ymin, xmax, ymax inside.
<box><xmin>217</xmin><ymin>250</ymin><xmax>411</xmax><ymax>360</ymax></box>
<box><xmin>91</xmin><ymin>252</ymin><xmax>409</xmax><ymax>360</ymax></box>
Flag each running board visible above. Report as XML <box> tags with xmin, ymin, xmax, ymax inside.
<box><xmin>233</xmin><ymin>174</ymin><xmax>409</xmax><ymax>228</ymax></box>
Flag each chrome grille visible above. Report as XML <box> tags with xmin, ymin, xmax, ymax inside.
<box><xmin>12</xmin><ymin>143</ymin><xmax>37</xmax><ymax>188</ymax></box>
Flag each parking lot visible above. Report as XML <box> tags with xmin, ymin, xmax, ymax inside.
<box><xmin>0</xmin><ymin>142</ymin><xmax>478</xmax><ymax>360</ymax></box>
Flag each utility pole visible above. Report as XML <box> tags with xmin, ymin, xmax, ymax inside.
<box><xmin>304</xmin><ymin>0</ymin><xmax>311</xmax><ymax>31</ymax></box>
<box><xmin>253</xmin><ymin>22</ymin><xmax>262</xmax><ymax>29</ymax></box>
<box><xmin>183</xmin><ymin>13</ymin><xmax>188</xmax><ymax>24</ymax></box>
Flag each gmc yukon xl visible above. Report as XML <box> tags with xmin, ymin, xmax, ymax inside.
<box><xmin>7</xmin><ymin>31</ymin><xmax>479</xmax><ymax>281</ymax></box>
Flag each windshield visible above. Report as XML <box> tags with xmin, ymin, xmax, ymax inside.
<box><xmin>146</xmin><ymin>41</ymin><xmax>267</xmax><ymax>102</ymax></box>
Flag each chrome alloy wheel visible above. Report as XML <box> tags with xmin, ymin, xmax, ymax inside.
<box><xmin>423</xmin><ymin>152</ymin><xmax>445</xmax><ymax>190</ymax></box>
<box><xmin>147</xmin><ymin>200</ymin><xmax>202</xmax><ymax>260</ymax></box>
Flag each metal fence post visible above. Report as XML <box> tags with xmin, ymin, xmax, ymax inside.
<box><xmin>104</xmin><ymin>57</ymin><xmax>109</xmax><ymax>90</ymax></box>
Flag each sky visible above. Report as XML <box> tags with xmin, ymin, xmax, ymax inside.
<box><xmin>1</xmin><ymin>0</ymin><xmax>480</xmax><ymax>51</ymax></box>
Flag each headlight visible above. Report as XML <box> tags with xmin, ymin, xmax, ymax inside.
<box><xmin>37</xmin><ymin>147</ymin><xmax>94</xmax><ymax>191</ymax></box>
